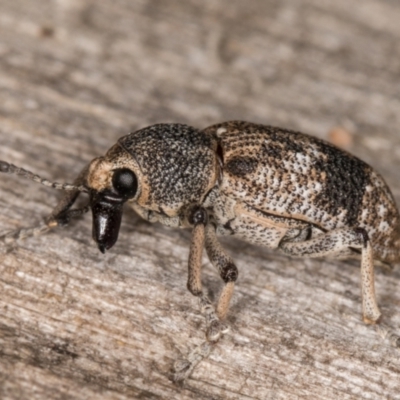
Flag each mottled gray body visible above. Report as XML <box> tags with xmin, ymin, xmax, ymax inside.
<box><xmin>1</xmin><ymin>120</ymin><xmax>400</xmax><ymax>382</ymax></box>
<box><xmin>116</xmin><ymin>121</ymin><xmax>400</xmax><ymax>266</ymax></box>
<box><xmin>201</xmin><ymin>122</ymin><xmax>400</xmax><ymax>265</ymax></box>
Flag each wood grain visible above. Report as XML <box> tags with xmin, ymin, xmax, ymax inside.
<box><xmin>0</xmin><ymin>1</ymin><xmax>400</xmax><ymax>399</ymax></box>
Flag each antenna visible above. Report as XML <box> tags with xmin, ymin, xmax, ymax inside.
<box><xmin>0</xmin><ymin>161</ymin><xmax>88</xmax><ymax>192</ymax></box>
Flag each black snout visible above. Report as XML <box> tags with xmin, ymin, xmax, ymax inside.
<box><xmin>90</xmin><ymin>190</ymin><xmax>124</xmax><ymax>253</ymax></box>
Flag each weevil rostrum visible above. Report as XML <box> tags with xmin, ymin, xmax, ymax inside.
<box><xmin>1</xmin><ymin>121</ymin><xmax>400</xmax><ymax>381</ymax></box>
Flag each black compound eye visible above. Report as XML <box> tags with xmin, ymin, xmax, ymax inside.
<box><xmin>112</xmin><ymin>168</ymin><xmax>138</xmax><ymax>199</ymax></box>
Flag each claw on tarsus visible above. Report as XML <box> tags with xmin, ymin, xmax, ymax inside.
<box><xmin>375</xmin><ymin>324</ymin><xmax>400</xmax><ymax>348</ymax></box>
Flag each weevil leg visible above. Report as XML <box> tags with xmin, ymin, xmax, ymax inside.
<box><xmin>204</xmin><ymin>223</ymin><xmax>238</xmax><ymax>323</ymax></box>
<box><xmin>0</xmin><ymin>205</ymin><xmax>88</xmax><ymax>242</ymax></box>
<box><xmin>46</xmin><ymin>164</ymin><xmax>90</xmax><ymax>225</ymax></box>
<box><xmin>279</xmin><ymin>227</ymin><xmax>381</xmax><ymax>324</ymax></box>
<box><xmin>375</xmin><ymin>324</ymin><xmax>400</xmax><ymax>348</ymax></box>
<box><xmin>172</xmin><ymin>341</ymin><xmax>213</xmax><ymax>384</ymax></box>
<box><xmin>173</xmin><ymin>207</ymin><xmax>229</xmax><ymax>383</ymax></box>
<box><xmin>0</xmin><ymin>165</ymin><xmax>89</xmax><ymax>246</ymax></box>
<box><xmin>185</xmin><ymin>207</ymin><xmax>224</xmax><ymax>341</ymax></box>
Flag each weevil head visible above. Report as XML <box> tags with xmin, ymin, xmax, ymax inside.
<box><xmin>87</xmin><ymin>124</ymin><xmax>218</xmax><ymax>253</ymax></box>
<box><xmin>86</xmin><ymin>144</ymin><xmax>142</xmax><ymax>253</ymax></box>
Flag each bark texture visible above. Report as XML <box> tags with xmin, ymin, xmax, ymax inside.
<box><xmin>0</xmin><ymin>1</ymin><xmax>400</xmax><ymax>399</ymax></box>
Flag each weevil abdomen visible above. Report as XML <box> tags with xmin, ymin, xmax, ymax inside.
<box><xmin>204</xmin><ymin>121</ymin><xmax>400</xmax><ymax>264</ymax></box>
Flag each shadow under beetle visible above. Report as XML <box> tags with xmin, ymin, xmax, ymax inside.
<box><xmin>1</xmin><ymin>121</ymin><xmax>400</xmax><ymax>381</ymax></box>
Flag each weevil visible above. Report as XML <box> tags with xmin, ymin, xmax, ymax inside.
<box><xmin>1</xmin><ymin>121</ymin><xmax>400</xmax><ymax>381</ymax></box>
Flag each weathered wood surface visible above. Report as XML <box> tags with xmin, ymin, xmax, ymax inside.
<box><xmin>1</xmin><ymin>1</ymin><xmax>400</xmax><ymax>399</ymax></box>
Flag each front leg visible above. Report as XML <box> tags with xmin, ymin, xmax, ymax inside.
<box><xmin>173</xmin><ymin>207</ymin><xmax>231</xmax><ymax>383</ymax></box>
<box><xmin>1</xmin><ymin>165</ymin><xmax>89</xmax><ymax>245</ymax></box>
<box><xmin>186</xmin><ymin>207</ymin><xmax>224</xmax><ymax>342</ymax></box>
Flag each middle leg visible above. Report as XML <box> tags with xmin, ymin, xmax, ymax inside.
<box><xmin>186</xmin><ymin>207</ymin><xmax>226</xmax><ymax>342</ymax></box>
<box><xmin>204</xmin><ymin>223</ymin><xmax>238</xmax><ymax>322</ymax></box>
